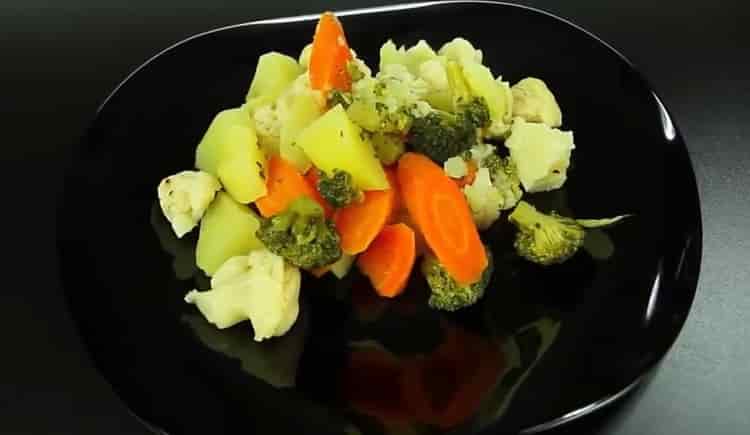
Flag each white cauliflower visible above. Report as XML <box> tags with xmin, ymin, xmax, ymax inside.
<box><xmin>418</xmin><ymin>58</ymin><xmax>450</xmax><ymax>91</ymax></box>
<box><xmin>252</xmin><ymin>102</ymin><xmax>281</xmax><ymax>154</ymax></box>
<box><xmin>505</xmin><ymin>118</ymin><xmax>574</xmax><ymax>193</ymax></box>
<box><xmin>157</xmin><ymin>170</ymin><xmax>221</xmax><ymax>238</ymax></box>
<box><xmin>447</xmin><ymin>144</ymin><xmax>523</xmax><ymax>230</ymax></box>
<box><xmin>253</xmin><ymin>73</ymin><xmax>323</xmax><ymax>156</ymax></box>
<box><xmin>377</xmin><ymin>63</ymin><xmax>430</xmax><ymax>104</ymax></box>
<box><xmin>463</xmin><ymin>167</ymin><xmax>503</xmax><ymax>229</ymax></box>
<box><xmin>511</xmin><ymin>77</ymin><xmax>562</xmax><ymax>127</ymax></box>
<box><xmin>439</xmin><ymin>37</ymin><xmax>483</xmax><ymax>65</ymax></box>
<box><xmin>348</xmin><ymin>52</ymin><xmax>373</xmax><ymax>82</ymax></box>
<box><xmin>346</xmin><ymin>64</ymin><xmax>429</xmax><ymax>133</ymax></box>
<box><xmin>444</xmin><ymin>155</ymin><xmax>468</xmax><ymax>178</ymax></box>
<box><xmin>184</xmin><ymin>249</ymin><xmax>301</xmax><ymax>342</ymax></box>
<box><xmin>484</xmin><ymin>77</ymin><xmax>514</xmax><ymax>138</ymax></box>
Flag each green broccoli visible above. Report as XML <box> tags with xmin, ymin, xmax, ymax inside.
<box><xmin>459</xmin><ymin>96</ymin><xmax>491</xmax><ymax>129</ymax></box>
<box><xmin>370</xmin><ymin>132</ymin><xmax>406</xmax><ymax>165</ymax></box>
<box><xmin>256</xmin><ymin>197</ymin><xmax>342</xmax><ymax>269</ymax></box>
<box><xmin>316</xmin><ymin>169</ymin><xmax>363</xmax><ymax>208</ymax></box>
<box><xmin>328</xmin><ymin>90</ymin><xmax>353</xmax><ymax>109</ymax></box>
<box><xmin>408</xmin><ymin>97</ymin><xmax>490</xmax><ymax>163</ymax></box>
<box><xmin>422</xmin><ymin>248</ymin><xmax>493</xmax><ymax>311</ymax></box>
<box><xmin>507</xmin><ymin>201</ymin><xmax>585</xmax><ymax>265</ymax></box>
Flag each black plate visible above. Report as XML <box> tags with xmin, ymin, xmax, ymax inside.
<box><xmin>57</xmin><ymin>2</ymin><xmax>702</xmax><ymax>434</ymax></box>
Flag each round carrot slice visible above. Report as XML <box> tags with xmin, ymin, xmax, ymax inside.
<box><xmin>397</xmin><ymin>152</ymin><xmax>487</xmax><ymax>285</ymax></box>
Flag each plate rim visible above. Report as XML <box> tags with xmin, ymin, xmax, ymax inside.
<box><xmin>62</xmin><ymin>2</ymin><xmax>704</xmax><ymax>434</ymax></box>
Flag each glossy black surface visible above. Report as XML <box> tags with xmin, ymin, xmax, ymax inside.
<box><xmin>56</xmin><ymin>3</ymin><xmax>702</xmax><ymax>434</ymax></box>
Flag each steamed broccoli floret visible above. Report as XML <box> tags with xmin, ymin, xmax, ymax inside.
<box><xmin>327</xmin><ymin>90</ymin><xmax>353</xmax><ymax>109</ymax></box>
<box><xmin>408</xmin><ymin>97</ymin><xmax>490</xmax><ymax>163</ymax></box>
<box><xmin>507</xmin><ymin>201</ymin><xmax>585</xmax><ymax>265</ymax></box>
<box><xmin>442</xmin><ymin>144</ymin><xmax>523</xmax><ymax>229</ymax></box>
<box><xmin>316</xmin><ymin>169</ymin><xmax>363</xmax><ymax>208</ymax></box>
<box><xmin>481</xmin><ymin>154</ymin><xmax>523</xmax><ymax>210</ymax></box>
<box><xmin>256</xmin><ymin>197</ymin><xmax>342</xmax><ymax>269</ymax></box>
<box><xmin>370</xmin><ymin>132</ymin><xmax>406</xmax><ymax>165</ymax></box>
<box><xmin>422</xmin><ymin>248</ymin><xmax>493</xmax><ymax>311</ymax></box>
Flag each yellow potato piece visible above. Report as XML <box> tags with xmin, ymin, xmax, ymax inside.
<box><xmin>196</xmin><ymin>192</ymin><xmax>264</xmax><ymax>276</ymax></box>
<box><xmin>295</xmin><ymin>105</ymin><xmax>389</xmax><ymax>190</ymax></box>
<box><xmin>195</xmin><ymin>107</ymin><xmax>267</xmax><ymax>204</ymax></box>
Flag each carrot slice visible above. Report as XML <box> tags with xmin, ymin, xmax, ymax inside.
<box><xmin>255</xmin><ymin>155</ymin><xmax>320</xmax><ymax>217</ymax></box>
<box><xmin>357</xmin><ymin>223</ymin><xmax>416</xmax><ymax>298</ymax></box>
<box><xmin>384</xmin><ymin>166</ymin><xmax>402</xmax><ymax>223</ymax></box>
<box><xmin>455</xmin><ymin>159</ymin><xmax>478</xmax><ymax>188</ymax></box>
<box><xmin>309</xmin><ymin>12</ymin><xmax>353</xmax><ymax>93</ymax></box>
<box><xmin>397</xmin><ymin>152</ymin><xmax>487</xmax><ymax>285</ymax></box>
<box><xmin>304</xmin><ymin>169</ymin><xmax>335</xmax><ymax>218</ymax></box>
<box><xmin>334</xmin><ymin>175</ymin><xmax>396</xmax><ymax>255</ymax></box>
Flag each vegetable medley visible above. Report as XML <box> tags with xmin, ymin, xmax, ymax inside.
<box><xmin>156</xmin><ymin>12</ymin><xmax>627</xmax><ymax>342</ymax></box>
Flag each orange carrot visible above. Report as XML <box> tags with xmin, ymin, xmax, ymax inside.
<box><xmin>455</xmin><ymin>160</ymin><xmax>478</xmax><ymax>188</ymax></box>
<box><xmin>384</xmin><ymin>166</ymin><xmax>402</xmax><ymax>223</ymax></box>
<box><xmin>334</xmin><ymin>177</ymin><xmax>396</xmax><ymax>255</ymax></box>
<box><xmin>357</xmin><ymin>223</ymin><xmax>416</xmax><ymax>298</ymax></box>
<box><xmin>397</xmin><ymin>152</ymin><xmax>487</xmax><ymax>285</ymax></box>
<box><xmin>255</xmin><ymin>155</ymin><xmax>319</xmax><ymax>217</ymax></box>
<box><xmin>304</xmin><ymin>169</ymin><xmax>335</xmax><ymax>218</ymax></box>
<box><xmin>309</xmin><ymin>12</ymin><xmax>352</xmax><ymax>93</ymax></box>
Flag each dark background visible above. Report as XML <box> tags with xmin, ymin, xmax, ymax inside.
<box><xmin>1</xmin><ymin>0</ymin><xmax>748</xmax><ymax>434</ymax></box>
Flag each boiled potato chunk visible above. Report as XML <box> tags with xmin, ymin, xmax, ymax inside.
<box><xmin>195</xmin><ymin>107</ymin><xmax>267</xmax><ymax>204</ymax></box>
<box><xmin>295</xmin><ymin>105</ymin><xmax>389</xmax><ymax>190</ymax></box>
<box><xmin>279</xmin><ymin>89</ymin><xmax>322</xmax><ymax>173</ymax></box>
<box><xmin>196</xmin><ymin>192</ymin><xmax>264</xmax><ymax>276</ymax></box>
<box><xmin>246</xmin><ymin>52</ymin><xmax>302</xmax><ymax>103</ymax></box>
<box><xmin>461</xmin><ymin>61</ymin><xmax>511</xmax><ymax>124</ymax></box>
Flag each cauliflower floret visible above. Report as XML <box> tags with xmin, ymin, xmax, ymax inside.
<box><xmin>484</xmin><ymin>77</ymin><xmax>514</xmax><ymax>138</ymax></box>
<box><xmin>448</xmin><ymin>143</ymin><xmax>523</xmax><ymax>229</ymax></box>
<box><xmin>348</xmin><ymin>53</ymin><xmax>373</xmax><ymax>82</ymax></box>
<box><xmin>511</xmin><ymin>77</ymin><xmax>562</xmax><ymax>127</ymax></box>
<box><xmin>418</xmin><ymin>58</ymin><xmax>450</xmax><ymax>91</ymax></box>
<box><xmin>346</xmin><ymin>64</ymin><xmax>429</xmax><ymax>133</ymax></box>
<box><xmin>463</xmin><ymin>167</ymin><xmax>503</xmax><ymax>229</ymax></box>
<box><xmin>252</xmin><ymin>103</ymin><xmax>281</xmax><ymax>154</ymax></box>
<box><xmin>184</xmin><ymin>249</ymin><xmax>301</xmax><ymax>342</ymax></box>
<box><xmin>157</xmin><ymin>170</ymin><xmax>221</xmax><ymax>238</ymax></box>
<box><xmin>444</xmin><ymin>155</ymin><xmax>468</xmax><ymax>178</ymax></box>
<box><xmin>439</xmin><ymin>37</ymin><xmax>483</xmax><ymax>65</ymax></box>
<box><xmin>505</xmin><ymin>118</ymin><xmax>574</xmax><ymax>193</ymax></box>
<box><xmin>377</xmin><ymin>63</ymin><xmax>429</xmax><ymax>104</ymax></box>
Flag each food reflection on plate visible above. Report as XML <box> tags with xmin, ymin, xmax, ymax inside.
<box><xmin>340</xmin><ymin>317</ymin><xmax>560</xmax><ymax>433</ymax></box>
<box><xmin>182</xmin><ymin>307</ymin><xmax>308</xmax><ymax>388</ymax></box>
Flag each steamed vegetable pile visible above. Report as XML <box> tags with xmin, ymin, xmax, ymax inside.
<box><xmin>156</xmin><ymin>12</ymin><xmax>627</xmax><ymax>342</ymax></box>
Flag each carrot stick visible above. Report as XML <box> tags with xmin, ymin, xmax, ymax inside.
<box><xmin>397</xmin><ymin>152</ymin><xmax>487</xmax><ymax>285</ymax></box>
<box><xmin>334</xmin><ymin>172</ymin><xmax>397</xmax><ymax>255</ymax></box>
<box><xmin>357</xmin><ymin>223</ymin><xmax>416</xmax><ymax>298</ymax></box>
<box><xmin>309</xmin><ymin>12</ymin><xmax>353</xmax><ymax>93</ymax></box>
<box><xmin>304</xmin><ymin>169</ymin><xmax>335</xmax><ymax>218</ymax></box>
<box><xmin>255</xmin><ymin>155</ymin><xmax>320</xmax><ymax>217</ymax></box>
